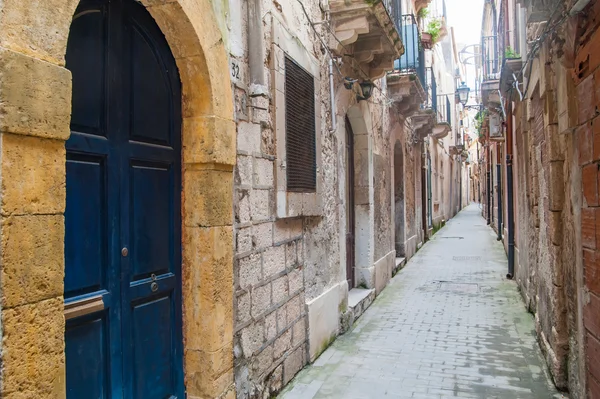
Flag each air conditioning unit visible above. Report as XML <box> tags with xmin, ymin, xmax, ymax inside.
<box><xmin>489</xmin><ymin>113</ymin><xmax>504</xmax><ymax>141</ymax></box>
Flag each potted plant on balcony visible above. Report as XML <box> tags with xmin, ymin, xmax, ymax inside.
<box><xmin>422</xmin><ymin>19</ymin><xmax>442</xmax><ymax>49</ymax></box>
<box><xmin>504</xmin><ymin>46</ymin><xmax>520</xmax><ymax>60</ymax></box>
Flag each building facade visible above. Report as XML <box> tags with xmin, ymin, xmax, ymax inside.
<box><xmin>476</xmin><ymin>0</ymin><xmax>600</xmax><ymax>397</ymax></box>
<box><xmin>0</xmin><ymin>0</ymin><xmax>465</xmax><ymax>398</ymax></box>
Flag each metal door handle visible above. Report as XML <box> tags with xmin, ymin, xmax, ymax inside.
<box><xmin>121</xmin><ymin>247</ymin><xmax>128</xmax><ymax>257</ymax></box>
<box><xmin>64</xmin><ymin>296</ymin><xmax>104</xmax><ymax>320</ymax></box>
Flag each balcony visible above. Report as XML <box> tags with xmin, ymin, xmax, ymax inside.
<box><xmin>481</xmin><ymin>35</ymin><xmax>501</xmax><ymax>106</ymax></box>
<box><xmin>387</xmin><ymin>14</ymin><xmax>427</xmax><ymax>117</ymax></box>
<box><xmin>431</xmin><ymin>94</ymin><xmax>452</xmax><ymax>139</ymax></box>
<box><xmin>329</xmin><ymin>0</ymin><xmax>404</xmax><ymax>80</ymax></box>
<box><xmin>414</xmin><ymin>0</ymin><xmax>433</xmax><ymax>15</ymax></box>
<box><xmin>410</xmin><ymin>67</ymin><xmax>437</xmax><ymax>139</ymax></box>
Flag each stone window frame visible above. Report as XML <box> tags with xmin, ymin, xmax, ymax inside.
<box><xmin>272</xmin><ymin>16</ymin><xmax>323</xmax><ymax>219</ymax></box>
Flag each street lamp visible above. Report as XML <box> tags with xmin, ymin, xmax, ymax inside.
<box><xmin>457</xmin><ymin>82</ymin><xmax>470</xmax><ymax>106</ymax></box>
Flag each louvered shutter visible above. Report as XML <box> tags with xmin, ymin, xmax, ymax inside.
<box><xmin>285</xmin><ymin>55</ymin><xmax>316</xmax><ymax>192</ymax></box>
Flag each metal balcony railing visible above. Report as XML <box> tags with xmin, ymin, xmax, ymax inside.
<box><xmin>482</xmin><ymin>35</ymin><xmax>500</xmax><ymax>81</ymax></box>
<box><xmin>392</xmin><ymin>14</ymin><xmax>426</xmax><ymax>88</ymax></box>
<box><xmin>424</xmin><ymin>67</ymin><xmax>436</xmax><ymax>110</ymax></box>
<box><xmin>436</xmin><ymin>95</ymin><xmax>452</xmax><ymax>125</ymax></box>
<box><xmin>385</xmin><ymin>0</ymin><xmax>402</xmax><ymax>32</ymax></box>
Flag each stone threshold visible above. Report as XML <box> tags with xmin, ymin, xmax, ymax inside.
<box><xmin>393</xmin><ymin>257</ymin><xmax>406</xmax><ymax>276</ymax></box>
<box><xmin>348</xmin><ymin>288</ymin><xmax>375</xmax><ymax>323</ymax></box>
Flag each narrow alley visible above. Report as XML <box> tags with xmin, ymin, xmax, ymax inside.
<box><xmin>280</xmin><ymin>205</ymin><xmax>564</xmax><ymax>399</ymax></box>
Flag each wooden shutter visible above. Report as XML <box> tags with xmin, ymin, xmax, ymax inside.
<box><xmin>285</xmin><ymin>55</ymin><xmax>316</xmax><ymax>192</ymax></box>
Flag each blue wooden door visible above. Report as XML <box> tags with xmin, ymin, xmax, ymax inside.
<box><xmin>64</xmin><ymin>1</ymin><xmax>183</xmax><ymax>397</ymax></box>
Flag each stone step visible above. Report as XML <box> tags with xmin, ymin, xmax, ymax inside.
<box><xmin>348</xmin><ymin>288</ymin><xmax>375</xmax><ymax>323</ymax></box>
<box><xmin>393</xmin><ymin>257</ymin><xmax>406</xmax><ymax>275</ymax></box>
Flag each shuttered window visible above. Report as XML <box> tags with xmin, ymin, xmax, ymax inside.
<box><xmin>285</xmin><ymin>55</ymin><xmax>316</xmax><ymax>192</ymax></box>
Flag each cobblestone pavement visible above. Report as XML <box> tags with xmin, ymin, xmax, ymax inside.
<box><xmin>279</xmin><ymin>204</ymin><xmax>566</xmax><ymax>399</ymax></box>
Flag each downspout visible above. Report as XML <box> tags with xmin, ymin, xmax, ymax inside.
<box><xmin>248</xmin><ymin>0</ymin><xmax>266</xmax><ymax>95</ymax></box>
<box><xmin>421</xmin><ymin>143</ymin><xmax>428</xmax><ymax>241</ymax></box>
<box><xmin>506</xmin><ymin>101</ymin><xmax>515</xmax><ymax>278</ymax></box>
<box><xmin>486</xmin><ymin>144</ymin><xmax>491</xmax><ymax>225</ymax></box>
<box><xmin>477</xmin><ymin>142</ymin><xmax>480</xmax><ymax>203</ymax></box>
<box><xmin>496</xmin><ymin>156</ymin><xmax>502</xmax><ymax>241</ymax></box>
<box><xmin>329</xmin><ymin>58</ymin><xmax>337</xmax><ymax>131</ymax></box>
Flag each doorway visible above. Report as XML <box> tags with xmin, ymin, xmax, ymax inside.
<box><xmin>64</xmin><ymin>1</ymin><xmax>183</xmax><ymax>397</ymax></box>
<box><xmin>345</xmin><ymin>117</ymin><xmax>356</xmax><ymax>288</ymax></box>
<box><xmin>394</xmin><ymin>141</ymin><xmax>405</xmax><ymax>257</ymax></box>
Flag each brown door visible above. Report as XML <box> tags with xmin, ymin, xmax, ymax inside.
<box><xmin>345</xmin><ymin>117</ymin><xmax>355</xmax><ymax>288</ymax></box>
<box><xmin>421</xmin><ymin>143</ymin><xmax>428</xmax><ymax>241</ymax></box>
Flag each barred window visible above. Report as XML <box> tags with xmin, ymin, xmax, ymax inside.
<box><xmin>285</xmin><ymin>55</ymin><xmax>316</xmax><ymax>192</ymax></box>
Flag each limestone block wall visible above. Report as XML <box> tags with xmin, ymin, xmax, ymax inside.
<box><xmin>509</xmin><ymin>7</ymin><xmax>592</xmax><ymax>395</ymax></box>
<box><xmin>228</xmin><ymin>0</ymin><xmax>351</xmax><ymax>396</ymax></box>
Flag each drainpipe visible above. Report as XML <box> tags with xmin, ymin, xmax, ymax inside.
<box><xmin>506</xmin><ymin>102</ymin><xmax>515</xmax><ymax>279</ymax></box>
<box><xmin>421</xmin><ymin>143</ymin><xmax>428</xmax><ymax>241</ymax></box>
<box><xmin>329</xmin><ymin>58</ymin><xmax>337</xmax><ymax>131</ymax></box>
<box><xmin>248</xmin><ymin>0</ymin><xmax>266</xmax><ymax>95</ymax></box>
<box><xmin>486</xmin><ymin>144</ymin><xmax>491</xmax><ymax>225</ymax></box>
<box><xmin>496</xmin><ymin>162</ymin><xmax>502</xmax><ymax>241</ymax></box>
<box><xmin>477</xmin><ymin>141</ymin><xmax>480</xmax><ymax>203</ymax></box>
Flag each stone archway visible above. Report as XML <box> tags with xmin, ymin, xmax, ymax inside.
<box><xmin>394</xmin><ymin>141</ymin><xmax>406</xmax><ymax>257</ymax></box>
<box><xmin>0</xmin><ymin>0</ymin><xmax>235</xmax><ymax>397</ymax></box>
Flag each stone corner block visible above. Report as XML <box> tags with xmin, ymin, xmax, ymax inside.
<box><xmin>1</xmin><ymin>214</ymin><xmax>65</xmax><ymax>309</ymax></box>
<box><xmin>306</xmin><ymin>281</ymin><xmax>346</xmax><ymax>362</ymax></box>
<box><xmin>1</xmin><ymin>133</ymin><xmax>66</xmax><ymax>216</ymax></box>
<box><xmin>183</xmin><ymin>168</ymin><xmax>233</xmax><ymax>227</ymax></box>
<box><xmin>183</xmin><ymin>116</ymin><xmax>236</xmax><ymax>166</ymax></box>
<box><xmin>2</xmin><ymin>297</ymin><xmax>65</xmax><ymax>398</ymax></box>
<box><xmin>0</xmin><ymin>47</ymin><xmax>71</xmax><ymax>140</ymax></box>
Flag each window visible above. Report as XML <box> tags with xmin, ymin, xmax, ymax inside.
<box><xmin>284</xmin><ymin>56</ymin><xmax>316</xmax><ymax>192</ymax></box>
<box><xmin>271</xmin><ymin>16</ymin><xmax>322</xmax><ymax>218</ymax></box>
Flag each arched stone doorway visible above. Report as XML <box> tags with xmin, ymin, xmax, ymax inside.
<box><xmin>0</xmin><ymin>0</ymin><xmax>235</xmax><ymax>397</ymax></box>
<box><xmin>394</xmin><ymin>141</ymin><xmax>406</xmax><ymax>257</ymax></box>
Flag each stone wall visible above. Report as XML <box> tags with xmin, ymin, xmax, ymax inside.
<box><xmin>230</xmin><ymin>1</ymin><xmax>324</xmax><ymax>396</ymax></box>
<box><xmin>571</xmin><ymin>3</ymin><xmax>600</xmax><ymax>396</ymax></box>
<box><xmin>508</xmin><ymin>3</ymin><xmax>600</xmax><ymax>396</ymax></box>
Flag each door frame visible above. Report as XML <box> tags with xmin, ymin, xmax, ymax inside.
<box><xmin>0</xmin><ymin>0</ymin><xmax>236</xmax><ymax>397</ymax></box>
<box><xmin>345</xmin><ymin>116</ymin><xmax>356</xmax><ymax>289</ymax></box>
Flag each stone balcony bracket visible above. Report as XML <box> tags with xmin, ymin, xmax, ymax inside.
<box><xmin>329</xmin><ymin>0</ymin><xmax>405</xmax><ymax>80</ymax></box>
<box><xmin>500</xmin><ymin>57</ymin><xmax>524</xmax><ymax>99</ymax></box>
<box><xmin>387</xmin><ymin>73</ymin><xmax>427</xmax><ymax>117</ymax></box>
<box><xmin>481</xmin><ymin>79</ymin><xmax>501</xmax><ymax>107</ymax></box>
<box><xmin>431</xmin><ymin>122</ymin><xmax>451</xmax><ymax>139</ymax></box>
<box><xmin>410</xmin><ymin>109</ymin><xmax>436</xmax><ymax>139</ymax></box>
<box><xmin>414</xmin><ymin>0</ymin><xmax>433</xmax><ymax>15</ymax></box>
<box><xmin>438</xmin><ymin>17</ymin><xmax>449</xmax><ymax>42</ymax></box>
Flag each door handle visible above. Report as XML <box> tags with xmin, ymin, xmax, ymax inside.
<box><xmin>64</xmin><ymin>296</ymin><xmax>104</xmax><ymax>320</ymax></box>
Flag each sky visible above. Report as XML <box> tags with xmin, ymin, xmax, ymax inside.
<box><xmin>446</xmin><ymin>0</ymin><xmax>484</xmax><ymax>96</ymax></box>
<box><xmin>445</xmin><ymin>0</ymin><xmax>485</xmax><ymax>138</ymax></box>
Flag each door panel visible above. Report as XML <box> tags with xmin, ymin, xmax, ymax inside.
<box><xmin>131</xmin><ymin>297</ymin><xmax>175</xmax><ymax>399</ymax></box>
<box><xmin>130</xmin><ymin>23</ymin><xmax>172</xmax><ymax>146</ymax></box>
<box><xmin>68</xmin><ymin>6</ymin><xmax>107</xmax><ymax>135</ymax></box>
<box><xmin>65</xmin><ymin>314</ymin><xmax>110</xmax><ymax>399</ymax></box>
<box><xmin>65</xmin><ymin>1</ymin><xmax>183</xmax><ymax>397</ymax></box>
<box><xmin>130</xmin><ymin>163</ymin><xmax>172</xmax><ymax>280</ymax></box>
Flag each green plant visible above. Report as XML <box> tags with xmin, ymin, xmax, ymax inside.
<box><xmin>417</xmin><ymin>7</ymin><xmax>429</xmax><ymax>20</ymax></box>
<box><xmin>504</xmin><ymin>46</ymin><xmax>520</xmax><ymax>59</ymax></box>
<box><xmin>425</xmin><ymin>19</ymin><xmax>443</xmax><ymax>43</ymax></box>
<box><xmin>474</xmin><ymin>109</ymin><xmax>488</xmax><ymax>137</ymax></box>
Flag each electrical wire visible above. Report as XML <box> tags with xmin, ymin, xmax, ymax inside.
<box><xmin>294</xmin><ymin>0</ymin><xmax>402</xmax><ymax>107</ymax></box>
<box><xmin>515</xmin><ymin>0</ymin><xmax>568</xmax><ymax>98</ymax></box>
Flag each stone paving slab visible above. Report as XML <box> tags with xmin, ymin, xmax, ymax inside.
<box><xmin>279</xmin><ymin>205</ymin><xmax>567</xmax><ymax>399</ymax></box>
